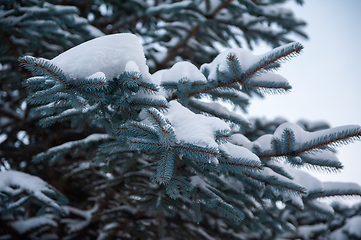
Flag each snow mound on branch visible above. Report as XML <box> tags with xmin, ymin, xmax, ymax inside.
<box><xmin>0</xmin><ymin>170</ymin><xmax>67</xmax><ymax>214</ymax></box>
<box><xmin>11</xmin><ymin>214</ymin><xmax>57</xmax><ymax>235</ymax></box>
<box><xmin>343</xmin><ymin>216</ymin><xmax>361</xmax><ymax>237</ymax></box>
<box><xmin>201</xmin><ymin>48</ymin><xmax>263</xmax><ymax>80</ymax></box>
<box><xmin>162</xmin><ymin>61</ymin><xmax>207</xmax><ymax>83</ymax></box>
<box><xmin>51</xmin><ymin>33</ymin><xmax>151</xmax><ymax>82</ymax></box>
<box><xmin>219</xmin><ymin>143</ymin><xmax>260</xmax><ymax>163</ymax></box>
<box><xmin>0</xmin><ymin>170</ymin><xmax>54</xmax><ymax>196</ymax></box>
<box><xmin>164</xmin><ymin>101</ymin><xmax>230</xmax><ymax>148</ymax></box>
<box><xmin>86</xmin><ymin>72</ymin><xmax>106</xmax><ymax>79</ymax></box>
<box><xmin>151</xmin><ymin>70</ymin><xmax>170</xmax><ymax>98</ymax></box>
<box><xmin>273</xmin><ymin>122</ymin><xmax>361</xmax><ymax>149</ymax></box>
<box><xmin>283</xmin><ymin>164</ymin><xmax>323</xmax><ymax>192</ymax></box>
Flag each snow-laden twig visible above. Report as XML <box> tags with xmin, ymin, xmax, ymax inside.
<box><xmin>61</xmin><ymin>203</ymin><xmax>99</xmax><ymax>234</ymax></box>
<box><xmin>0</xmin><ymin>170</ymin><xmax>68</xmax><ymax>215</ymax></box>
<box><xmin>10</xmin><ymin>214</ymin><xmax>58</xmax><ymax>235</ymax></box>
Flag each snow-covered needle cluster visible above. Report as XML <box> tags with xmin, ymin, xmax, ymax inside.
<box><xmin>3</xmin><ymin>32</ymin><xmax>359</xmax><ymax>239</ymax></box>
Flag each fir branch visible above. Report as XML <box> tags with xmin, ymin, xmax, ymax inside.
<box><xmin>267</xmin><ymin>180</ymin><xmax>306</xmax><ymax>195</ymax></box>
<box><xmin>299</xmin><ymin>152</ymin><xmax>343</xmax><ymax>172</ymax></box>
<box><xmin>161</xmin><ymin>82</ymin><xmax>178</xmax><ymax>91</ymax></box>
<box><xmin>303</xmin><ymin>200</ymin><xmax>334</xmax><ymax>219</ymax></box>
<box><xmin>19</xmin><ymin>56</ymin><xmax>69</xmax><ymax>87</ymax></box>
<box><xmin>218</xmin><ymin>157</ymin><xmax>262</xmax><ymax>171</ymax></box>
<box><xmin>243</xmin><ymin>171</ymin><xmax>306</xmax><ymax>195</ymax></box>
<box><xmin>282</xmin><ymin>128</ymin><xmax>296</xmax><ymax>154</ymax></box>
<box><xmin>98</xmin><ymin>141</ymin><xmax>126</xmax><ymax>153</ymax></box>
<box><xmin>188</xmin><ymin>99</ymin><xmax>251</xmax><ymax>130</ymax></box>
<box><xmin>0</xmin><ymin>171</ymin><xmax>68</xmax><ymax>216</ymax></box>
<box><xmin>172</xmin><ymin>176</ymin><xmax>192</xmax><ymax>189</ymax></box>
<box><xmin>128</xmin><ymin>122</ymin><xmax>158</xmax><ymax>138</ymax></box>
<box><xmin>210</xmin><ymin>0</ymin><xmax>234</xmax><ymax>18</ymax></box>
<box><xmin>188</xmin><ymin>70</ymin><xmax>291</xmax><ymax>98</ymax></box>
<box><xmin>192</xmin><ymin>192</ymin><xmax>202</xmax><ymax>222</ymax></box>
<box><xmin>297</xmin><ymin>127</ymin><xmax>361</xmax><ymax>154</ymax></box>
<box><xmin>173</xmin><ymin>144</ymin><xmax>217</xmax><ymax>158</ymax></box>
<box><xmin>187</xmin><ymin>43</ymin><xmax>301</xmax><ymax>97</ymax></box>
<box><xmin>145</xmin><ymin>108</ymin><xmax>167</xmax><ymax>131</ymax></box>
<box><xmin>207</xmin><ymin>89</ymin><xmax>249</xmax><ymax>109</ymax></box>
<box><xmin>226</xmin><ymin>53</ymin><xmax>243</xmax><ymax>80</ymax></box>
<box><xmin>240</xmin><ymin>172</ymin><xmax>265</xmax><ymax>191</ymax></box>
<box><xmin>260</xmin><ymin>125</ymin><xmax>361</xmax><ymax>163</ymax></box>
<box><xmin>138</xmin><ymin>81</ymin><xmax>159</xmax><ymax>93</ymax></box>
<box><xmin>285</xmin><ymin>199</ymin><xmax>304</xmax><ymax>212</ymax></box>
<box><xmin>130</xmin><ymin>98</ymin><xmax>168</xmax><ymax>110</ymax></box>
<box><xmin>234</xmin><ymin>174</ymin><xmax>263</xmax><ymax>192</ymax></box>
<box><xmin>32</xmin><ymin>133</ymin><xmax>110</xmax><ymax>163</ymax></box>
<box><xmin>216</xmin><ymin>200</ymin><xmax>244</xmax><ymax>222</ymax></box>
<box><xmin>265</xmin><ymin>162</ymin><xmax>294</xmax><ymax>180</ymax></box>
<box><xmin>242</xmin><ymin>78</ymin><xmax>292</xmax><ymax>95</ymax></box>
<box><xmin>77</xmin><ymin>89</ymin><xmax>104</xmax><ymax>101</ymax></box>
<box><xmin>72</xmin><ymin>80</ymin><xmax>106</xmax><ymax>91</ymax></box>
<box><xmin>155</xmin><ymin>148</ymin><xmax>176</xmax><ymax>184</ymax></box>
<box><xmin>39</xmin><ymin>108</ymin><xmax>80</xmax><ymax>127</ymax></box>
<box><xmin>243</xmin><ymin>42</ymin><xmax>303</xmax><ymax>80</ymax></box>
<box><xmin>22</xmin><ymin>76</ymin><xmax>48</xmax><ymax>91</ymax></box>
<box><xmin>307</xmin><ymin>182</ymin><xmax>361</xmax><ymax>200</ymax></box>
<box><xmin>27</xmin><ymin>85</ymin><xmax>65</xmax><ymax>105</ymax></box>
<box><xmin>128</xmin><ymin>138</ymin><xmax>163</xmax><ymax>150</ymax></box>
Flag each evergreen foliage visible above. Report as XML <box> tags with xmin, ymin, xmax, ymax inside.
<box><xmin>1</xmin><ymin>1</ymin><xmax>360</xmax><ymax>239</ymax></box>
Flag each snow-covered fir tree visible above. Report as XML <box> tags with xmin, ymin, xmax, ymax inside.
<box><xmin>1</xmin><ymin>1</ymin><xmax>361</xmax><ymax>239</ymax></box>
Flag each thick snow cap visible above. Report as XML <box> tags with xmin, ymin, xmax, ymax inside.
<box><xmin>51</xmin><ymin>33</ymin><xmax>151</xmax><ymax>82</ymax></box>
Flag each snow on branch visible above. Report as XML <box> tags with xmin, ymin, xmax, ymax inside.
<box><xmin>207</xmin><ymin>89</ymin><xmax>249</xmax><ymax>111</ymax></box>
<box><xmin>61</xmin><ymin>203</ymin><xmax>99</xmax><ymax>234</ymax></box>
<box><xmin>188</xmin><ymin>99</ymin><xmax>251</xmax><ymax>130</ymax></box>
<box><xmin>265</xmin><ymin>164</ymin><xmax>361</xmax><ymax>217</ymax></box>
<box><xmin>164</xmin><ymin>101</ymin><xmax>230</xmax><ymax>149</ymax></box>
<box><xmin>243</xmin><ymin>42</ymin><xmax>303</xmax><ymax>79</ymax></box>
<box><xmin>218</xmin><ymin>143</ymin><xmax>262</xmax><ymax>173</ymax></box>
<box><xmin>335</xmin><ymin>216</ymin><xmax>361</xmax><ymax>238</ymax></box>
<box><xmin>190</xmin><ymin>176</ymin><xmax>245</xmax><ymax>222</ymax></box>
<box><xmin>242</xmin><ymin>72</ymin><xmax>292</xmax><ymax>96</ymax></box>
<box><xmin>251</xmin><ymin>122</ymin><xmax>361</xmax><ymax>171</ymax></box>
<box><xmin>0</xmin><ymin>170</ymin><xmax>68</xmax><ymax>215</ymax></box>
<box><xmin>10</xmin><ymin>214</ymin><xmax>58</xmax><ymax>235</ymax></box>
<box><xmin>197</xmin><ymin>42</ymin><xmax>302</xmax><ymax>96</ymax></box>
<box><xmin>32</xmin><ymin>133</ymin><xmax>110</xmax><ymax>164</ymax></box>
<box><xmin>245</xmin><ymin>167</ymin><xmax>307</xmax><ymax>196</ymax></box>
<box><xmin>304</xmin><ymin>199</ymin><xmax>334</xmax><ymax>219</ymax></box>
<box><xmin>19</xmin><ymin>33</ymin><xmax>168</xmax><ymax>130</ymax></box>
<box><xmin>125</xmin><ymin>103</ymin><xmax>226</xmax><ymax>183</ymax></box>
<box><xmin>298</xmin><ymin>151</ymin><xmax>343</xmax><ymax>172</ymax></box>
<box><xmin>17</xmin><ymin>31</ymin><xmax>361</xmax><ymax>232</ymax></box>
<box><xmin>50</xmin><ymin>33</ymin><xmax>151</xmax><ymax>82</ymax></box>
<box><xmin>307</xmin><ymin>182</ymin><xmax>361</xmax><ymax>199</ymax></box>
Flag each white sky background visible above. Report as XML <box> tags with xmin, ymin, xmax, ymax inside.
<box><xmin>245</xmin><ymin>0</ymin><xmax>361</xmax><ymax>196</ymax></box>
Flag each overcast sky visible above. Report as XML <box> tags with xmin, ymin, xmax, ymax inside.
<box><xmin>246</xmin><ymin>0</ymin><xmax>361</xmax><ymax>199</ymax></box>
